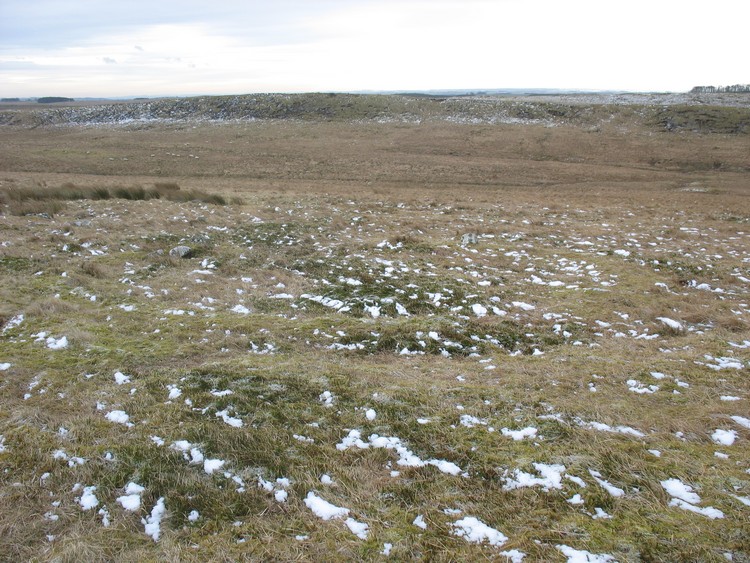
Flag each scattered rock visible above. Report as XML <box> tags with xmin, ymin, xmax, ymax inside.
<box><xmin>169</xmin><ymin>246</ymin><xmax>192</xmax><ymax>258</ymax></box>
<box><xmin>461</xmin><ymin>233</ymin><xmax>478</xmax><ymax>245</ymax></box>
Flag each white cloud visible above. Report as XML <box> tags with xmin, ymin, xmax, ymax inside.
<box><xmin>0</xmin><ymin>0</ymin><xmax>747</xmax><ymax>97</ymax></box>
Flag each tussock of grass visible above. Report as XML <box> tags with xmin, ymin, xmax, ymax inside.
<box><xmin>0</xmin><ymin>182</ymin><xmax>232</xmax><ymax>213</ymax></box>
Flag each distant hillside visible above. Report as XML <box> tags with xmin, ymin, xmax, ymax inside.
<box><xmin>0</xmin><ymin>92</ymin><xmax>748</xmax><ymax>133</ymax></box>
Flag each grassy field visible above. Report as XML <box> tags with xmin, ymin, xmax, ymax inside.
<box><xmin>0</xmin><ymin>95</ymin><xmax>749</xmax><ymax>562</ymax></box>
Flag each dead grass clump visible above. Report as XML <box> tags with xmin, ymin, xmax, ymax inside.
<box><xmin>166</xmin><ymin>189</ymin><xmax>227</xmax><ymax>205</ymax></box>
<box><xmin>716</xmin><ymin>314</ymin><xmax>747</xmax><ymax>333</ymax></box>
<box><xmin>4</xmin><ymin>199</ymin><xmax>65</xmax><ymax>217</ymax></box>
<box><xmin>154</xmin><ymin>181</ymin><xmax>181</xmax><ymax>193</ymax></box>
<box><xmin>26</xmin><ymin>297</ymin><xmax>78</xmax><ymax>319</ymax></box>
<box><xmin>80</xmin><ymin>260</ymin><xmax>109</xmax><ymax>279</ymax></box>
<box><xmin>0</xmin><ymin>183</ymin><xmax>231</xmax><ymax>207</ymax></box>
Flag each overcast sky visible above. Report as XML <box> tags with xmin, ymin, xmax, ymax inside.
<box><xmin>1</xmin><ymin>0</ymin><xmax>747</xmax><ymax>98</ymax></box>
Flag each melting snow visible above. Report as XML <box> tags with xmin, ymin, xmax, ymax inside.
<box><xmin>451</xmin><ymin>516</ymin><xmax>508</xmax><ymax>547</ymax></box>
<box><xmin>501</xmin><ymin>427</ymin><xmax>538</xmax><ymax>441</ymax></box>
<box><xmin>661</xmin><ymin>478</ymin><xmax>723</xmax><ymax>519</ymax></box>
<box><xmin>116</xmin><ymin>482</ymin><xmax>145</xmax><ymax>511</ymax></box>
<box><xmin>142</xmin><ymin>497</ymin><xmax>166</xmax><ymax>541</ymax></box>
<box><xmin>304</xmin><ymin>492</ymin><xmax>349</xmax><ymax>520</ymax></box>
<box><xmin>78</xmin><ymin>486</ymin><xmax>99</xmax><ymax>510</ymax></box>
<box><xmin>504</xmin><ymin>463</ymin><xmax>565</xmax><ymax>491</ymax></box>
<box><xmin>711</xmin><ymin>429</ymin><xmax>737</xmax><ymax>446</ymax></box>
<box><xmin>556</xmin><ymin>545</ymin><xmax>615</xmax><ymax>562</ymax></box>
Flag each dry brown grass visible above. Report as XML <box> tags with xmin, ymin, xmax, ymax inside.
<box><xmin>0</xmin><ymin>101</ymin><xmax>748</xmax><ymax>561</ymax></box>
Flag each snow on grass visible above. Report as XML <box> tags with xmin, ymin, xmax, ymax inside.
<box><xmin>669</xmin><ymin>498</ymin><xmax>725</xmax><ymax>519</ymax></box>
<box><xmin>730</xmin><ymin>416</ymin><xmax>750</xmax><ymax>429</ymax></box>
<box><xmin>216</xmin><ymin>409</ymin><xmax>243</xmax><ymax>428</ymax></box>
<box><xmin>116</xmin><ymin>482</ymin><xmax>145</xmax><ymax>511</ymax></box>
<box><xmin>503</xmin><ymin>463</ymin><xmax>566</xmax><ymax>491</ymax></box>
<box><xmin>471</xmin><ymin>303</ymin><xmax>487</xmax><ymax>317</ymax></box>
<box><xmin>574</xmin><ymin>418</ymin><xmax>646</xmax><ymax>438</ymax></box>
<box><xmin>661</xmin><ymin>478</ymin><xmax>724</xmax><ymax>519</ymax></box>
<box><xmin>77</xmin><ymin>485</ymin><xmax>99</xmax><ymax>510</ymax></box>
<box><xmin>626</xmin><ymin>379</ymin><xmax>659</xmax><ymax>394</ymax></box>
<box><xmin>556</xmin><ymin>544</ymin><xmax>615</xmax><ymax>562</ymax></box>
<box><xmin>711</xmin><ymin>429</ymin><xmax>738</xmax><ymax>446</ymax></box>
<box><xmin>142</xmin><ymin>497</ymin><xmax>166</xmax><ymax>541</ymax></box>
<box><xmin>0</xmin><ymin>363</ymin><xmax>11</xmax><ymax>371</ymax></box>
<box><xmin>413</xmin><ymin>514</ymin><xmax>427</xmax><ymax>529</ymax></box>
<box><xmin>344</xmin><ymin>517</ymin><xmax>369</xmax><ymax>539</ymax></box>
<box><xmin>730</xmin><ymin>494</ymin><xmax>750</xmax><ymax>507</ymax></box>
<box><xmin>365</xmin><ymin>408</ymin><xmax>377</xmax><ymax>421</ymax></box>
<box><xmin>203</xmin><ymin>459</ymin><xmax>225</xmax><ymax>474</ymax></box>
<box><xmin>501</xmin><ymin>426</ymin><xmax>538</xmax><ymax>441</ymax></box>
<box><xmin>114</xmin><ymin>371</ymin><xmax>131</xmax><ymax>385</ymax></box>
<box><xmin>319</xmin><ymin>390</ymin><xmax>335</xmax><ymax>407</ymax></box>
<box><xmin>45</xmin><ymin>335</ymin><xmax>68</xmax><ymax>349</ymax></box>
<box><xmin>304</xmin><ymin>492</ymin><xmax>349</xmax><ymax>520</ymax></box>
<box><xmin>451</xmin><ymin>516</ymin><xmax>508</xmax><ymax>547</ymax></box>
<box><xmin>231</xmin><ymin>304</ymin><xmax>251</xmax><ymax>315</ymax></box>
<box><xmin>500</xmin><ymin>549</ymin><xmax>526</xmax><ymax>562</ymax></box>
<box><xmin>656</xmin><ymin>317</ymin><xmax>682</xmax><ymax>331</ymax></box>
<box><xmin>1</xmin><ymin>313</ymin><xmax>23</xmax><ymax>334</ymax></box>
<box><xmin>105</xmin><ymin>410</ymin><xmax>133</xmax><ymax>427</ymax></box>
<box><xmin>460</xmin><ymin>414</ymin><xmax>487</xmax><ymax>428</ymax></box>
<box><xmin>166</xmin><ymin>384</ymin><xmax>182</xmax><ymax>399</ymax></box>
<box><xmin>588</xmin><ymin>470</ymin><xmax>625</xmax><ymax>497</ymax></box>
<box><xmin>703</xmin><ymin>356</ymin><xmax>745</xmax><ymax>370</ymax></box>
<box><xmin>337</xmin><ymin>430</ymin><xmax>464</xmax><ymax>476</ymax></box>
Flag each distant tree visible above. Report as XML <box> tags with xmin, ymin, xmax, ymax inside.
<box><xmin>1</xmin><ymin>97</ymin><xmax>21</xmax><ymax>102</ymax></box>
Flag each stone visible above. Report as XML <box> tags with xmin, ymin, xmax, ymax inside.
<box><xmin>461</xmin><ymin>233</ymin><xmax>478</xmax><ymax>245</ymax></box>
<box><xmin>169</xmin><ymin>245</ymin><xmax>192</xmax><ymax>258</ymax></box>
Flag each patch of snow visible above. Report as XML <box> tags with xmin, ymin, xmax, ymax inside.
<box><xmin>589</xmin><ymin>470</ymin><xmax>624</xmax><ymax>497</ymax></box>
<box><xmin>556</xmin><ymin>545</ymin><xmax>615</xmax><ymax>562</ymax></box>
<box><xmin>203</xmin><ymin>459</ymin><xmax>225</xmax><ymax>474</ymax></box>
<box><xmin>711</xmin><ymin>429</ymin><xmax>737</xmax><ymax>446</ymax></box>
<box><xmin>304</xmin><ymin>492</ymin><xmax>349</xmax><ymax>520</ymax></box>
<box><xmin>656</xmin><ymin>317</ymin><xmax>683</xmax><ymax>330</ymax></box>
<box><xmin>501</xmin><ymin>427</ymin><xmax>538</xmax><ymax>441</ymax></box>
<box><xmin>472</xmin><ymin>303</ymin><xmax>487</xmax><ymax>317</ymax></box>
<box><xmin>142</xmin><ymin>497</ymin><xmax>166</xmax><ymax>541</ymax></box>
<box><xmin>105</xmin><ymin>410</ymin><xmax>132</xmax><ymax>426</ymax></box>
<box><xmin>114</xmin><ymin>371</ymin><xmax>130</xmax><ymax>385</ymax></box>
<box><xmin>344</xmin><ymin>517</ymin><xmax>369</xmax><ymax>539</ymax></box>
<box><xmin>216</xmin><ymin>409</ymin><xmax>243</xmax><ymax>428</ymax></box>
<box><xmin>451</xmin><ymin>516</ymin><xmax>508</xmax><ymax>547</ymax></box>
<box><xmin>78</xmin><ymin>486</ymin><xmax>99</xmax><ymax>510</ymax></box>
<box><xmin>504</xmin><ymin>463</ymin><xmax>566</xmax><ymax>491</ymax></box>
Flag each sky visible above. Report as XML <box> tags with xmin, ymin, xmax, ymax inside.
<box><xmin>0</xmin><ymin>0</ymin><xmax>747</xmax><ymax>98</ymax></box>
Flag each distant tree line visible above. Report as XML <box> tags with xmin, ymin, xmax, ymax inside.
<box><xmin>690</xmin><ymin>84</ymin><xmax>750</xmax><ymax>94</ymax></box>
<box><xmin>1</xmin><ymin>98</ymin><xmax>20</xmax><ymax>102</ymax></box>
<box><xmin>37</xmin><ymin>97</ymin><xmax>75</xmax><ymax>103</ymax></box>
